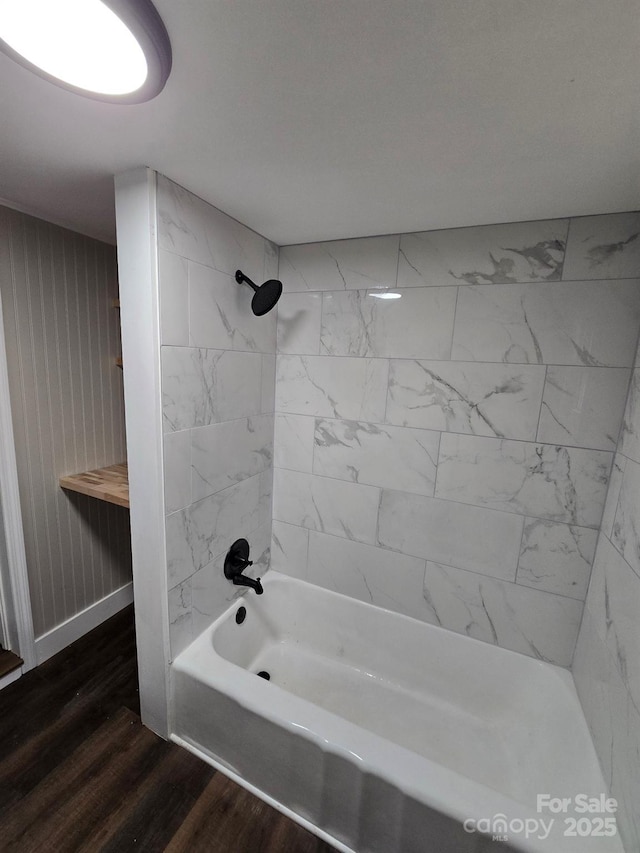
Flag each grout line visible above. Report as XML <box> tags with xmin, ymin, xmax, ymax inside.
<box><xmin>381</xmin><ymin>358</ymin><xmax>391</xmax><ymax>424</ymax></box>
<box><xmin>304</xmin><ymin>520</ymin><xmax>311</xmax><ymax>577</ymax></box>
<box><xmin>423</xmin><ymin>555</ymin><xmax>587</xmax><ymax>604</ymax></box>
<box><xmin>272</xmin><ymin>465</ymin><xmax>601</xmax><ymax>531</ymax></box>
<box><xmin>534</xmin><ymin>364</ymin><xmax>548</xmax><ymax>442</ymax></box>
<box><xmin>272</xmin><ymin>409</ymin><xmax>617</xmax><ymax>455</ymax></box>
<box><xmin>393</xmin><ymin>234</ymin><xmax>401</xmax><ymax>288</ymax></box>
<box><xmin>272</xmin><ymin>350</ymin><xmax>634</xmax><ymax>369</ymax></box>
<box><xmin>449</xmin><ymin>285</ymin><xmax>460</xmax><ymax>359</ymax></box>
<box><xmin>168</xmin><ymin>411</ymin><xmax>274</xmax><ymax>437</ymax></box>
<box><xmin>273</xmin><ymin>520</ymin><xmax>587</xmax><ymax>605</ymax></box>
<box><xmin>273</xmin><ymin>274</ymin><xmax>640</xmax><ymax>294</ymax></box>
<box><xmin>561</xmin><ymin>217</ymin><xmax>573</xmax><ymax>282</ymax></box>
<box><xmin>433</xmin><ymin>430</ymin><xmax>443</xmax><ymax>495</ymax></box>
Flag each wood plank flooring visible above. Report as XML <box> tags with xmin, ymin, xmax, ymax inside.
<box><xmin>0</xmin><ymin>606</ymin><xmax>335</xmax><ymax>852</ymax></box>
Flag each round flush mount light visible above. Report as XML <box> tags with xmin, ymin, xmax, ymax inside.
<box><xmin>0</xmin><ymin>0</ymin><xmax>171</xmax><ymax>103</ymax></box>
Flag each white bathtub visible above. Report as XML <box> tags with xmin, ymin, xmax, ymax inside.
<box><xmin>171</xmin><ymin>572</ymin><xmax>622</xmax><ymax>853</ymax></box>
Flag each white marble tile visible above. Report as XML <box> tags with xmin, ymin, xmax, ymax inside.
<box><xmin>261</xmin><ymin>354</ymin><xmax>276</xmax><ymax>414</ymax></box>
<box><xmin>273</xmin><ymin>468</ymin><xmax>379</xmax><ymax>545</ymax></box>
<box><xmin>313</xmin><ymin>418</ymin><xmax>438</xmax><ymax>496</ymax></box>
<box><xmin>168</xmin><ymin>579</ymin><xmax>193</xmax><ymax>659</ymax></box>
<box><xmin>157</xmin><ymin>174</ymin><xmax>265</xmax><ymax>280</ymax></box>
<box><xmin>537</xmin><ymin>366</ymin><xmax>629</xmax><ymax>451</ymax></box>
<box><xmin>606</xmin><ymin>664</ymin><xmax>640</xmax><ymax>853</ymax></box>
<box><xmin>307</xmin><ymin>532</ymin><xmax>430</xmax><ymax>621</ymax></box>
<box><xmin>166</xmin><ymin>473</ymin><xmax>263</xmax><ymax>588</ymax></box>
<box><xmin>158</xmin><ymin>249</ymin><xmax>189</xmax><ymax>346</ymax></box>
<box><xmin>601</xmin><ymin>454</ymin><xmax>626</xmax><ymax>541</ymax></box>
<box><xmin>279</xmin><ymin>235</ymin><xmax>399</xmax><ymax>292</ymax></box>
<box><xmin>276</xmin><ymin>292</ymin><xmax>321</xmax><ymax>354</ymax></box>
<box><xmin>163</xmin><ymin>429</ymin><xmax>191</xmax><ymax>514</ymax></box>
<box><xmin>161</xmin><ymin>347</ymin><xmax>262</xmax><ymax>432</ymax></box>
<box><xmin>452</xmin><ymin>280</ymin><xmax>640</xmax><ymax>367</ymax></box>
<box><xmin>190</xmin><ymin>558</ymin><xmax>238</xmax><ymax>637</ymax></box>
<box><xmin>619</xmin><ymin>368</ymin><xmax>640</xmax><ymax>465</ymax></box>
<box><xmin>612</xmin><ymin>456</ymin><xmax>640</xmax><ymax>578</ymax></box>
<box><xmin>320</xmin><ymin>288</ymin><xmax>456</xmax><ymax>359</ymax></box>
<box><xmin>275</xmin><ymin>354</ymin><xmax>389</xmax><ymax>422</ymax></box>
<box><xmin>377</xmin><ymin>489</ymin><xmax>522</xmax><ymax>580</ymax></box>
<box><xmin>397</xmin><ymin>220</ymin><xmax>569</xmax><ymax>287</ymax></box>
<box><xmin>587</xmin><ymin>535</ymin><xmax>640</xmax><ymax>711</ymax></box>
<box><xmin>573</xmin><ymin>607</ymin><xmax>640</xmax><ymax>853</ymax></box>
<box><xmin>274</xmin><ymin>413</ymin><xmax>315</xmax><ymax>472</ymax></box>
<box><xmin>270</xmin><ymin>520</ymin><xmax>309</xmax><ymax>579</ymax></box>
<box><xmin>517</xmin><ymin>518</ymin><xmax>596</xmax><ymax>601</ymax></box>
<box><xmin>258</xmin><ymin>468</ymin><xmax>273</xmax><ymax>528</ymax></box>
<box><xmin>422</xmin><ymin>561</ymin><xmax>582</xmax><ymax>666</ymax></box>
<box><xmin>189</xmin><ymin>262</ymin><xmax>276</xmax><ymax>353</ymax></box>
<box><xmin>191</xmin><ymin>415</ymin><xmax>273</xmax><ymax>501</ymax></box>
<box><xmin>264</xmin><ymin>239</ymin><xmax>279</xmax><ymax>281</ymax></box>
<box><xmin>436</xmin><ymin>434</ymin><xmax>611</xmax><ymax>528</ymax></box>
<box><xmin>386</xmin><ymin>360</ymin><xmax>545</xmax><ymax>440</ymax></box>
<box><xmin>572</xmin><ymin>608</ymin><xmax>616</xmax><ymax>788</ymax></box>
<box><xmin>563</xmin><ymin>212</ymin><xmax>640</xmax><ymax>281</ymax></box>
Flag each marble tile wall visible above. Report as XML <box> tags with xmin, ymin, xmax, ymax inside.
<box><xmin>273</xmin><ymin>211</ymin><xmax>640</xmax><ymax>668</ymax></box>
<box><xmin>157</xmin><ymin>175</ymin><xmax>278</xmax><ymax>660</ymax></box>
<box><xmin>573</xmin><ymin>290</ymin><xmax>640</xmax><ymax>852</ymax></box>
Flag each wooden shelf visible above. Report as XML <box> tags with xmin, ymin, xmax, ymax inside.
<box><xmin>60</xmin><ymin>463</ymin><xmax>129</xmax><ymax>508</ymax></box>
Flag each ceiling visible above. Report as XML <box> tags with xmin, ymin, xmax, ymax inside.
<box><xmin>0</xmin><ymin>0</ymin><xmax>639</xmax><ymax>247</ymax></box>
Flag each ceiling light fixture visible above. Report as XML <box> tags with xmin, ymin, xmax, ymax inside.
<box><xmin>0</xmin><ymin>0</ymin><xmax>171</xmax><ymax>103</ymax></box>
<box><xmin>369</xmin><ymin>292</ymin><xmax>402</xmax><ymax>300</ymax></box>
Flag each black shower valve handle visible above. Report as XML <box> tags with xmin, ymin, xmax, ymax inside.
<box><xmin>224</xmin><ymin>539</ymin><xmax>253</xmax><ymax>577</ymax></box>
<box><xmin>224</xmin><ymin>538</ymin><xmax>263</xmax><ymax>594</ymax></box>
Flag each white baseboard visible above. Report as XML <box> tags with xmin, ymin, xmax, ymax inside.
<box><xmin>0</xmin><ymin>665</ymin><xmax>23</xmax><ymax>691</ymax></box>
<box><xmin>35</xmin><ymin>582</ymin><xmax>133</xmax><ymax>665</ymax></box>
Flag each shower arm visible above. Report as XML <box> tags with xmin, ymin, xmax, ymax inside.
<box><xmin>235</xmin><ymin>270</ymin><xmax>259</xmax><ymax>292</ymax></box>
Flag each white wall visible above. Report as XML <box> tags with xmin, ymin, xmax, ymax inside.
<box><xmin>0</xmin><ymin>204</ymin><xmax>131</xmax><ymax>641</ymax></box>
<box><xmin>272</xmin><ymin>212</ymin><xmax>640</xmax><ymax>668</ymax></box>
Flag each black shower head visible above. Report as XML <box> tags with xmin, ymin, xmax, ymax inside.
<box><xmin>235</xmin><ymin>270</ymin><xmax>283</xmax><ymax>316</ymax></box>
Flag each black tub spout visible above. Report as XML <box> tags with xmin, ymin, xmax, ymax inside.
<box><xmin>232</xmin><ymin>574</ymin><xmax>263</xmax><ymax>595</ymax></box>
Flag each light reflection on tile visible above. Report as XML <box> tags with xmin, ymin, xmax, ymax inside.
<box><xmin>320</xmin><ymin>288</ymin><xmax>456</xmax><ymax>359</ymax></box>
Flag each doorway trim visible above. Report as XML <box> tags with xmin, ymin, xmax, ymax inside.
<box><xmin>0</xmin><ymin>288</ymin><xmax>35</xmax><ymax>671</ymax></box>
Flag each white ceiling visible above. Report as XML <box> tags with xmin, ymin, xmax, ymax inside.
<box><xmin>0</xmin><ymin>0</ymin><xmax>639</xmax><ymax>246</ymax></box>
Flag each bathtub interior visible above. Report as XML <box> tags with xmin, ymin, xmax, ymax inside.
<box><xmin>192</xmin><ymin>573</ymin><xmax>606</xmax><ymax>813</ymax></box>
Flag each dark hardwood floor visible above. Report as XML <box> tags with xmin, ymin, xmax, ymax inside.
<box><xmin>0</xmin><ymin>606</ymin><xmax>336</xmax><ymax>852</ymax></box>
